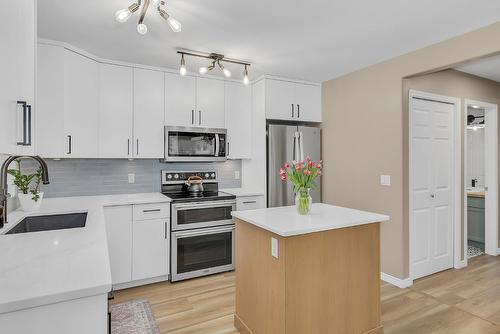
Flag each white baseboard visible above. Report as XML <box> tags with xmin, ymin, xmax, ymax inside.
<box><xmin>113</xmin><ymin>275</ymin><xmax>169</xmax><ymax>291</ymax></box>
<box><xmin>496</xmin><ymin>248</ymin><xmax>500</xmax><ymax>256</ymax></box>
<box><xmin>454</xmin><ymin>259</ymin><xmax>467</xmax><ymax>269</ymax></box>
<box><xmin>381</xmin><ymin>272</ymin><xmax>413</xmax><ymax>289</ymax></box>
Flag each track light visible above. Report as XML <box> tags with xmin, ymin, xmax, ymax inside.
<box><xmin>115</xmin><ymin>1</ymin><xmax>182</xmax><ymax>35</ymax></box>
<box><xmin>179</xmin><ymin>51</ymin><xmax>250</xmax><ymax>81</ymax></box>
<box><xmin>179</xmin><ymin>54</ymin><xmax>187</xmax><ymax>76</ymax></box>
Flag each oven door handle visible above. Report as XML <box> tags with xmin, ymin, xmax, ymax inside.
<box><xmin>173</xmin><ymin>225</ymin><xmax>235</xmax><ymax>238</ymax></box>
<box><xmin>172</xmin><ymin>200</ymin><xmax>236</xmax><ymax>211</ymax></box>
<box><xmin>215</xmin><ymin>133</ymin><xmax>220</xmax><ymax>157</ymax></box>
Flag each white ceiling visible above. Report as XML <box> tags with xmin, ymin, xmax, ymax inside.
<box><xmin>456</xmin><ymin>55</ymin><xmax>500</xmax><ymax>83</ymax></box>
<box><xmin>38</xmin><ymin>0</ymin><xmax>500</xmax><ymax>82</ymax></box>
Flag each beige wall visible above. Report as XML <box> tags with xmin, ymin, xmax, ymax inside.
<box><xmin>403</xmin><ymin>69</ymin><xmax>500</xmax><ymax>262</ymax></box>
<box><xmin>322</xmin><ymin>21</ymin><xmax>500</xmax><ymax>279</ymax></box>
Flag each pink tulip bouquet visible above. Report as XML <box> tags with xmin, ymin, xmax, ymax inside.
<box><xmin>279</xmin><ymin>156</ymin><xmax>322</xmax><ymax>214</ymax></box>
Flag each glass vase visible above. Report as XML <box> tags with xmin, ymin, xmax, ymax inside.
<box><xmin>295</xmin><ymin>188</ymin><xmax>312</xmax><ymax>215</ymax></box>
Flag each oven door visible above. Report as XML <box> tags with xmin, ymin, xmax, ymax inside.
<box><xmin>171</xmin><ymin>225</ymin><xmax>235</xmax><ymax>282</ymax></box>
<box><xmin>171</xmin><ymin>200</ymin><xmax>236</xmax><ymax>231</ymax></box>
<box><xmin>165</xmin><ymin>126</ymin><xmax>227</xmax><ymax>162</ymax></box>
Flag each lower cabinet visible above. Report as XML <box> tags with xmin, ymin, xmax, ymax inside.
<box><xmin>104</xmin><ymin>202</ymin><xmax>170</xmax><ymax>288</ymax></box>
<box><xmin>236</xmin><ymin>195</ymin><xmax>265</xmax><ymax>211</ymax></box>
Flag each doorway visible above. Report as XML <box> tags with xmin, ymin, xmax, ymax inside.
<box><xmin>409</xmin><ymin>90</ymin><xmax>461</xmax><ymax>280</ymax></box>
<box><xmin>464</xmin><ymin>99</ymin><xmax>498</xmax><ymax>259</ymax></box>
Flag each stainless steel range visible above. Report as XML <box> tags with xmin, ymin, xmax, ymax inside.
<box><xmin>161</xmin><ymin>170</ymin><xmax>236</xmax><ymax>282</ymax></box>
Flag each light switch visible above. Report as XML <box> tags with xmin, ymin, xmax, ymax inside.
<box><xmin>380</xmin><ymin>175</ymin><xmax>391</xmax><ymax>186</ymax></box>
<box><xmin>234</xmin><ymin>171</ymin><xmax>240</xmax><ymax>180</ymax></box>
<box><xmin>271</xmin><ymin>237</ymin><xmax>279</xmax><ymax>258</ymax></box>
<box><xmin>128</xmin><ymin>173</ymin><xmax>135</xmax><ymax>184</ymax></box>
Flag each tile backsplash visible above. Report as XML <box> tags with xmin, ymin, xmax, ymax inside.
<box><xmin>20</xmin><ymin>159</ymin><xmax>242</xmax><ymax>198</ymax></box>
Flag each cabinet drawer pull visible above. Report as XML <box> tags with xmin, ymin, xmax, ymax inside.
<box><xmin>143</xmin><ymin>209</ymin><xmax>161</xmax><ymax>213</ymax></box>
<box><xmin>242</xmin><ymin>201</ymin><xmax>257</xmax><ymax>204</ymax></box>
<box><xmin>191</xmin><ymin>110</ymin><xmax>194</xmax><ymax>124</ymax></box>
<box><xmin>67</xmin><ymin>135</ymin><xmax>72</xmax><ymax>154</ymax></box>
<box><xmin>297</xmin><ymin>104</ymin><xmax>300</xmax><ymax>118</ymax></box>
<box><xmin>127</xmin><ymin>139</ymin><xmax>130</xmax><ymax>156</ymax></box>
<box><xmin>291</xmin><ymin>104</ymin><xmax>294</xmax><ymax>118</ymax></box>
<box><xmin>199</xmin><ymin>110</ymin><xmax>202</xmax><ymax>125</ymax></box>
<box><xmin>16</xmin><ymin>101</ymin><xmax>29</xmax><ymax>146</ymax></box>
<box><xmin>136</xmin><ymin>139</ymin><xmax>139</xmax><ymax>156</ymax></box>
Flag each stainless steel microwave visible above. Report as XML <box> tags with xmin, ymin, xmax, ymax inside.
<box><xmin>164</xmin><ymin>126</ymin><xmax>227</xmax><ymax>162</ymax></box>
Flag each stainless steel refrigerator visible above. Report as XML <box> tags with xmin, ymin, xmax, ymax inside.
<box><xmin>267</xmin><ymin>123</ymin><xmax>321</xmax><ymax>207</ymax></box>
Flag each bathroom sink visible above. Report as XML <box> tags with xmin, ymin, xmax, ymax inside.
<box><xmin>5</xmin><ymin>212</ymin><xmax>87</xmax><ymax>235</ymax></box>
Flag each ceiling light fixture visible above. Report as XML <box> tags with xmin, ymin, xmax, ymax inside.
<box><xmin>115</xmin><ymin>0</ymin><xmax>181</xmax><ymax>35</ymax></box>
<box><xmin>178</xmin><ymin>51</ymin><xmax>251</xmax><ymax>84</ymax></box>
<box><xmin>179</xmin><ymin>54</ymin><xmax>187</xmax><ymax>76</ymax></box>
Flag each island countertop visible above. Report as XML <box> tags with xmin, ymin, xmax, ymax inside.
<box><xmin>231</xmin><ymin>203</ymin><xmax>390</xmax><ymax>237</ymax></box>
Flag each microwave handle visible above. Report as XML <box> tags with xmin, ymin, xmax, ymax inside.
<box><xmin>215</xmin><ymin>133</ymin><xmax>220</xmax><ymax>157</ymax></box>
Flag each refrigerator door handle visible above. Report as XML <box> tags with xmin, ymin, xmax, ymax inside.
<box><xmin>293</xmin><ymin>132</ymin><xmax>298</xmax><ymax>162</ymax></box>
<box><xmin>299</xmin><ymin>131</ymin><xmax>304</xmax><ymax>162</ymax></box>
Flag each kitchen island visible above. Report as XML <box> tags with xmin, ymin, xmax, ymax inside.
<box><xmin>231</xmin><ymin>203</ymin><xmax>389</xmax><ymax>334</ymax></box>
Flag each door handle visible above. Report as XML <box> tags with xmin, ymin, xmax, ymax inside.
<box><xmin>297</xmin><ymin>104</ymin><xmax>300</xmax><ymax>118</ymax></box>
<box><xmin>26</xmin><ymin>104</ymin><xmax>32</xmax><ymax>146</ymax></box>
<box><xmin>291</xmin><ymin>104</ymin><xmax>294</xmax><ymax>118</ymax></box>
<box><xmin>67</xmin><ymin>135</ymin><xmax>72</xmax><ymax>154</ymax></box>
<box><xmin>191</xmin><ymin>110</ymin><xmax>194</xmax><ymax>124</ymax></box>
<box><xmin>199</xmin><ymin>110</ymin><xmax>202</xmax><ymax>125</ymax></box>
<box><xmin>127</xmin><ymin>139</ymin><xmax>130</xmax><ymax>156</ymax></box>
<box><xmin>143</xmin><ymin>209</ymin><xmax>161</xmax><ymax>213</ymax></box>
<box><xmin>16</xmin><ymin>101</ymin><xmax>27</xmax><ymax>146</ymax></box>
<box><xmin>227</xmin><ymin>142</ymin><xmax>230</xmax><ymax>156</ymax></box>
<box><xmin>136</xmin><ymin>139</ymin><xmax>139</xmax><ymax>156</ymax></box>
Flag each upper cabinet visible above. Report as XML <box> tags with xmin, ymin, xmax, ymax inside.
<box><xmin>225</xmin><ymin>81</ymin><xmax>252</xmax><ymax>159</ymax></box>
<box><xmin>99</xmin><ymin>63</ymin><xmax>133</xmax><ymax>158</ymax></box>
<box><xmin>0</xmin><ymin>0</ymin><xmax>35</xmax><ymax>155</ymax></box>
<box><xmin>165</xmin><ymin>73</ymin><xmax>225</xmax><ymax>128</ymax></box>
<box><xmin>133</xmin><ymin>68</ymin><xmax>165</xmax><ymax>158</ymax></box>
<box><xmin>265</xmin><ymin>79</ymin><xmax>322</xmax><ymax>122</ymax></box>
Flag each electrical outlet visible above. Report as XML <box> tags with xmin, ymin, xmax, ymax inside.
<box><xmin>271</xmin><ymin>238</ymin><xmax>279</xmax><ymax>258</ymax></box>
<box><xmin>380</xmin><ymin>175</ymin><xmax>391</xmax><ymax>186</ymax></box>
<box><xmin>234</xmin><ymin>171</ymin><xmax>240</xmax><ymax>180</ymax></box>
<box><xmin>128</xmin><ymin>173</ymin><xmax>135</xmax><ymax>184</ymax></box>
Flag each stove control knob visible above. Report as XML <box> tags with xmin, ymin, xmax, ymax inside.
<box><xmin>167</xmin><ymin>174</ymin><xmax>172</xmax><ymax>179</ymax></box>
<box><xmin>211</xmin><ymin>173</ymin><xmax>216</xmax><ymax>178</ymax></box>
<box><xmin>174</xmin><ymin>174</ymin><xmax>179</xmax><ymax>179</ymax></box>
<box><xmin>205</xmin><ymin>173</ymin><xmax>209</xmax><ymax>178</ymax></box>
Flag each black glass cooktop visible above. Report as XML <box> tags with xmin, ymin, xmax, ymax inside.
<box><xmin>162</xmin><ymin>191</ymin><xmax>235</xmax><ymax>203</ymax></box>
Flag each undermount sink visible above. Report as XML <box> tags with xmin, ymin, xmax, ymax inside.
<box><xmin>5</xmin><ymin>213</ymin><xmax>87</xmax><ymax>235</ymax></box>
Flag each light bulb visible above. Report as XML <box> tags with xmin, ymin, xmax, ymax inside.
<box><xmin>115</xmin><ymin>8</ymin><xmax>132</xmax><ymax>23</ymax></box>
<box><xmin>199</xmin><ymin>67</ymin><xmax>208</xmax><ymax>74</ymax></box>
<box><xmin>137</xmin><ymin>23</ymin><xmax>148</xmax><ymax>35</ymax></box>
<box><xmin>179</xmin><ymin>54</ymin><xmax>187</xmax><ymax>76</ymax></box>
<box><xmin>243</xmin><ymin>65</ymin><xmax>249</xmax><ymax>85</ymax></box>
<box><xmin>167</xmin><ymin>16</ymin><xmax>182</xmax><ymax>32</ymax></box>
<box><xmin>223</xmin><ymin>68</ymin><xmax>232</xmax><ymax>78</ymax></box>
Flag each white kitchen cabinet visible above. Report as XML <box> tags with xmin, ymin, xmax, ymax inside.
<box><xmin>265</xmin><ymin>79</ymin><xmax>322</xmax><ymax>122</ymax></box>
<box><xmin>64</xmin><ymin>49</ymin><xmax>100</xmax><ymax>157</ymax></box>
<box><xmin>236</xmin><ymin>195</ymin><xmax>265</xmax><ymax>211</ymax></box>
<box><xmin>165</xmin><ymin>73</ymin><xmax>196</xmax><ymax>127</ymax></box>
<box><xmin>225</xmin><ymin>81</ymin><xmax>252</xmax><ymax>159</ymax></box>
<box><xmin>196</xmin><ymin>77</ymin><xmax>225</xmax><ymax>128</ymax></box>
<box><xmin>0</xmin><ymin>0</ymin><xmax>35</xmax><ymax>155</ymax></box>
<box><xmin>104</xmin><ymin>205</ymin><xmax>133</xmax><ymax>285</ymax></box>
<box><xmin>36</xmin><ymin>44</ymin><xmax>65</xmax><ymax>158</ymax></box>
<box><xmin>133</xmin><ymin>68</ymin><xmax>165</xmax><ymax>158</ymax></box>
<box><xmin>132</xmin><ymin>219</ymin><xmax>169</xmax><ymax>280</ymax></box>
<box><xmin>99</xmin><ymin>64</ymin><xmax>133</xmax><ymax>158</ymax></box>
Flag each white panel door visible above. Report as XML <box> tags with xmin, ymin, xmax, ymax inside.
<box><xmin>0</xmin><ymin>0</ymin><xmax>35</xmax><ymax>155</ymax></box>
<box><xmin>36</xmin><ymin>44</ymin><xmax>66</xmax><ymax>158</ymax></box>
<box><xmin>411</xmin><ymin>97</ymin><xmax>454</xmax><ymax>279</ymax></box>
<box><xmin>225</xmin><ymin>81</ymin><xmax>252</xmax><ymax>159</ymax></box>
<box><xmin>196</xmin><ymin>77</ymin><xmax>225</xmax><ymax>128</ymax></box>
<box><xmin>265</xmin><ymin>79</ymin><xmax>296</xmax><ymax>121</ymax></box>
<box><xmin>133</xmin><ymin>68</ymin><xmax>164</xmax><ymax>158</ymax></box>
<box><xmin>64</xmin><ymin>50</ymin><xmax>100</xmax><ymax>158</ymax></box>
<box><xmin>296</xmin><ymin>83</ymin><xmax>322</xmax><ymax>122</ymax></box>
<box><xmin>132</xmin><ymin>219</ymin><xmax>169</xmax><ymax>280</ymax></box>
<box><xmin>165</xmin><ymin>73</ymin><xmax>196</xmax><ymax>127</ymax></box>
<box><xmin>104</xmin><ymin>206</ymin><xmax>133</xmax><ymax>285</ymax></box>
<box><xmin>99</xmin><ymin>64</ymin><xmax>133</xmax><ymax>158</ymax></box>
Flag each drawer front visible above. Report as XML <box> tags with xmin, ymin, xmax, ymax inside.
<box><xmin>237</xmin><ymin>195</ymin><xmax>265</xmax><ymax>211</ymax></box>
<box><xmin>133</xmin><ymin>203</ymin><xmax>170</xmax><ymax>220</ymax></box>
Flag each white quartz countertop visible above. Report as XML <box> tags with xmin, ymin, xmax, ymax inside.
<box><xmin>232</xmin><ymin>203</ymin><xmax>390</xmax><ymax>237</ymax></box>
<box><xmin>221</xmin><ymin>188</ymin><xmax>265</xmax><ymax>197</ymax></box>
<box><xmin>0</xmin><ymin>193</ymin><xmax>170</xmax><ymax>314</ymax></box>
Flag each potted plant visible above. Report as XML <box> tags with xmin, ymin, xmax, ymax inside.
<box><xmin>8</xmin><ymin>166</ymin><xmax>44</xmax><ymax>212</ymax></box>
<box><xmin>280</xmin><ymin>156</ymin><xmax>322</xmax><ymax>215</ymax></box>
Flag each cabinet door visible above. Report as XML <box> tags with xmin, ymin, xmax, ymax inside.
<box><xmin>0</xmin><ymin>0</ymin><xmax>35</xmax><ymax>155</ymax></box>
<box><xmin>36</xmin><ymin>44</ymin><xmax>66</xmax><ymax>158</ymax></box>
<box><xmin>165</xmin><ymin>73</ymin><xmax>196</xmax><ymax>127</ymax></box>
<box><xmin>99</xmin><ymin>64</ymin><xmax>133</xmax><ymax>158</ymax></box>
<box><xmin>64</xmin><ymin>50</ymin><xmax>100</xmax><ymax>158</ymax></box>
<box><xmin>196</xmin><ymin>77</ymin><xmax>225</xmax><ymax>128</ymax></box>
<box><xmin>296</xmin><ymin>83</ymin><xmax>322</xmax><ymax>122</ymax></box>
<box><xmin>133</xmin><ymin>68</ymin><xmax>164</xmax><ymax>158</ymax></box>
<box><xmin>104</xmin><ymin>206</ymin><xmax>133</xmax><ymax>285</ymax></box>
<box><xmin>225</xmin><ymin>81</ymin><xmax>252</xmax><ymax>159</ymax></box>
<box><xmin>132</xmin><ymin>219</ymin><xmax>169</xmax><ymax>280</ymax></box>
<box><xmin>265</xmin><ymin>79</ymin><xmax>296</xmax><ymax>121</ymax></box>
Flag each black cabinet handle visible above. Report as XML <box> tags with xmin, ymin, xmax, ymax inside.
<box><xmin>136</xmin><ymin>139</ymin><xmax>139</xmax><ymax>156</ymax></box>
<box><xmin>67</xmin><ymin>135</ymin><xmax>72</xmax><ymax>154</ymax></box>
<box><xmin>16</xmin><ymin>101</ymin><xmax>28</xmax><ymax>146</ymax></box>
<box><xmin>198</xmin><ymin>110</ymin><xmax>202</xmax><ymax>125</ymax></box>
<box><xmin>26</xmin><ymin>104</ymin><xmax>32</xmax><ymax>146</ymax></box>
<box><xmin>227</xmin><ymin>142</ymin><xmax>230</xmax><ymax>156</ymax></box>
<box><xmin>127</xmin><ymin>139</ymin><xmax>130</xmax><ymax>156</ymax></box>
<box><xmin>242</xmin><ymin>201</ymin><xmax>257</xmax><ymax>204</ymax></box>
<box><xmin>291</xmin><ymin>104</ymin><xmax>294</xmax><ymax>118</ymax></box>
<box><xmin>191</xmin><ymin>110</ymin><xmax>194</xmax><ymax>124</ymax></box>
<box><xmin>143</xmin><ymin>209</ymin><xmax>161</xmax><ymax>213</ymax></box>
<box><xmin>297</xmin><ymin>104</ymin><xmax>300</xmax><ymax>118</ymax></box>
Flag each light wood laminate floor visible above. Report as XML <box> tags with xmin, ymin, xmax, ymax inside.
<box><xmin>113</xmin><ymin>255</ymin><xmax>500</xmax><ymax>333</ymax></box>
